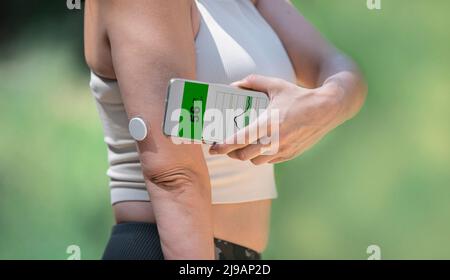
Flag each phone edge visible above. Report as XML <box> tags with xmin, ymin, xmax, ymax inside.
<box><xmin>162</xmin><ymin>78</ymin><xmax>177</xmax><ymax>137</ymax></box>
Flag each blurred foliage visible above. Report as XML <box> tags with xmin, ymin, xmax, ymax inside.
<box><xmin>0</xmin><ymin>0</ymin><xmax>449</xmax><ymax>259</ymax></box>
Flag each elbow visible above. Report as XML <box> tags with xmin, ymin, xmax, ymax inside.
<box><xmin>341</xmin><ymin>57</ymin><xmax>368</xmax><ymax>119</ymax></box>
<box><xmin>344</xmin><ymin>76</ymin><xmax>367</xmax><ymax>122</ymax></box>
<box><xmin>142</xmin><ymin>164</ymin><xmax>210</xmax><ymax>201</ymax></box>
<box><xmin>336</xmin><ymin>68</ymin><xmax>368</xmax><ymax>122</ymax></box>
<box><xmin>354</xmin><ymin>71</ymin><xmax>368</xmax><ymax>116</ymax></box>
<box><xmin>148</xmin><ymin>166</ymin><xmax>199</xmax><ymax>190</ymax></box>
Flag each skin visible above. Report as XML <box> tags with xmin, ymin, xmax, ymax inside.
<box><xmin>210</xmin><ymin>0</ymin><xmax>367</xmax><ymax>162</ymax></box>
<box><xmin>84</xmin><ymin>0</ymin><xmax>366</xmax><ymax>259</ymax></box>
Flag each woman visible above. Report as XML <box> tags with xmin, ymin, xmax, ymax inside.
<box><xmin>84</xmin><ymin>0</ymin><xmax>366</xmax><ymax>260</ymax></box>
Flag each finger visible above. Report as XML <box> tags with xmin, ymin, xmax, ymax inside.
<box><xmin>209</xmin><ymin>112</ymin><xmax>271</xmax><ymax>155</ymax></box>
<box><xmin>230</xmin><ymin>80</ymin><xmax>245</xmax><ymax>88</ymax></box>
<box><xmin>268</xmin><ymin>157</ymin><xmax>290</xmax><ymax>164</ymax></box>
<box><xmin>250</xmin><ymin>155</ymin><xmax>275</xmax><ymax>166</ymax></box>
<box><xmin>236</xmin><ymin>74</ymin><xmax>284</xmax><ymax>94</ymax></box>
<box><xmin>227</xmin><ymin>141</ymin><xmax>269</xmax><ymax>161</ymax></box>
<box><xmin>209</xmin><ymin>142</ymin><xmax>248</xmax><ymax>155</ymax></box>
<box><xmin>267</xmin><ymin>130</ymin><xmax>327</xmax><ymax>164</ymax></box>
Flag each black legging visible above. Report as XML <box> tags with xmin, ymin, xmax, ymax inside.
<box><xmin>102</xmin><ymin>222</ymin><xmax>261</xmax><ymax>260</ymax></box>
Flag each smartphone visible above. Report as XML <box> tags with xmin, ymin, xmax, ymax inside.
<box><xmin>163</xmin><ymin>78</ymin><xmax>269</xmax><ymax>143</ymax></box>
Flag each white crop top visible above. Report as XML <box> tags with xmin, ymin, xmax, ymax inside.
<box><xmin>89</xmin><ymin>0</ymin><xmax>296</xmax><ymax>205</ymax></box>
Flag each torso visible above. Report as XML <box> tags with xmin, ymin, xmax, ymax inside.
<box><xmin>85</xmin><ymin>0</ymin><xmax>292</xmax><ymax>252</ymax></box>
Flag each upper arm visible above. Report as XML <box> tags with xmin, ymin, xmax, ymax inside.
<box><xmin>100</xmin><ymin>0</ymin><xmax>209</xmax><ymax>183</ymax></box>
<box><xmin>256</xmin><ymin>0</ymin><xmax>337</xmax><ymax>88</ymax></box>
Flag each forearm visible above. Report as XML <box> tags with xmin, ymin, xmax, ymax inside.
<box><xmin>144</xmin><ymin>167</ymin><xmax>214</xmax><ymax>260</ymax></box>
<box><xmin>125</xmin><ymin>69</ymin><xmax>215</xmax><ymax>260</ymax></box>
<box><xmin>255</xmin><ymin>0</ymin><xmax>367</xmax><ymax>118</ymax></box>
<box><xmin>318</xmin><ymin>53</ymin><xmax>368</xmax><ymax>123</ymax></box>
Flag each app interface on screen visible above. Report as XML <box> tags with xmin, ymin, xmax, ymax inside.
<box><xmin>178</xmin><ymin>81</ymin><xmax>268</xmax><ymax>141</ymax></box>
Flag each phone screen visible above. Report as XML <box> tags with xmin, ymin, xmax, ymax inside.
<box><xmin>178</xmin><ymin>81</ymin><xmax>209</xmax><ymax>140</ymax></box>
<box><xmin>164</xmin><ymin>79</ymin><xmax>269</xmax><ymax>143</ymax></box>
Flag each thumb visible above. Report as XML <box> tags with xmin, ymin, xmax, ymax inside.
<box><xmin>231</xmin><ymin>74</ymin><xmax>283</xmax><ymax>95</ymax></box>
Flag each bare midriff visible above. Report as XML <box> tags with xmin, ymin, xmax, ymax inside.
<box><xmin>113</xmin><ymin>200</ymin><xmax>271</xmax><ymax>252</ymax></box>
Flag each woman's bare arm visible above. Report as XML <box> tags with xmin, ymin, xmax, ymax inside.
<box><xmin>256</xmin><ymin>0</ymin><xmax>367</xmax><ymax>120</ymax></box>
<box><xmin>99</xmin><ymin>0</ymin><xmax>214</xmax><ymax>259</ymax></box>
<box><xmin>209</xmin><ymin>0</ymin><xmax>366</xmax><ymax>164</ymax></box>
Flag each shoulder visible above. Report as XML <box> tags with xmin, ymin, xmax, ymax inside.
<box><xmin>100</xmin><ymin>0</ymin><xmax>194</xmax><ymax>26</ymax></box>
<box><xmin>85</xmin><ymin>0</ymin><xmax>197</xmax><ymax>79</ymax></box>
<box><xmin>101</xmin><ymin>0</ymin><xmax>195</xmax><ymax>43</ymax></box>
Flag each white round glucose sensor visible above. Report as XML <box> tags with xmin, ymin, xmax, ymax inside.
<box><xmin>129</xmin><ymin>117</ymin><xmax>148</xmax><ymax>141</ymax></box>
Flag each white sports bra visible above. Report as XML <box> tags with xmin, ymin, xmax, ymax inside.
<box><xmin>89</xmin><ymin>0</ymin><xmax>296</xmax><ymax>205</ymax></box>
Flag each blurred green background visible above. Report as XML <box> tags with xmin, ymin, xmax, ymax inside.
<box><xmin>0</xmin><ymin>0</ymin><xmax>449</xmax><ymax>259</ymax></box>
